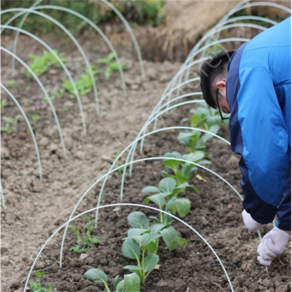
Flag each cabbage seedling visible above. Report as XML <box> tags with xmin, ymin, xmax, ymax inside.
<box><xmin>123</xmin><ymin>211</ymin><xmax>187</xmax><ymax>283</ymax></box>
<box><xmin>25</xmin><ymin>50</ymin><xmax>66</xmax><ymax>77</ymax></box>
<box><xmin>162</xmin><ymin>151</ymin><xmax>210</xmax><ymax>194</ymax></box>
<box><xmin>70</xmin><ymin>215</ymin><xmax>99</xmax><ymax>253</ymax></box>
<box><xmin>98</xmin><ymin>52</ymin><xmax>126</xmax><ymax>78</ymax></box>
<box><xmin>178</xmin><ymin>104</ymin><xmax>223</xmax><ymax>152</ymax></box>
<box><xmin>0</xmin><ymin>99</ymin><xmax>7</xmax><ymax>109</ymax></box>
<box><xmin>84</xmin><ymin>268</ymin><xmax>140</xmax><ymax>292</ymax></box>
<box><xmin>62</xmin><ymin>65</ymin><xmax>98</xmax><ymax>97</ymax></box>
<box><xmin>1</xmin><ymin>115</ymin><xmax>21</xmax><ymax>134</ymax></box>
<box><xmin>143</xmin><ymin>177</ymin><xmax>192</xmax><ymax>219</ymax></box>
<box><xmin>29</xmin><ymin>270</ymin><xmax>53</xmax><ymax>292</ymax></box>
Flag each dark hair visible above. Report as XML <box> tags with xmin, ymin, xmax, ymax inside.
<box><xmin>200</xmin><ymin>51</ymin><xmax>234</xmax><ymax>108</ymax></box>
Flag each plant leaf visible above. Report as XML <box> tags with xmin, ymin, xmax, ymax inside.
<box><xmin>144</xmin><ymin>254</ymin><xmax>159</xmax><ymax>272</ymax></box>
<box><xmin>199</xmin><ymin>124</ymin><xmax>219</xmax><ymax>144</ymax></box>
<box><xmin>127</xmin><ymin>228</ymin><xmax>148</xmax><ymax>238</ymax></box>
<box><xmin>175</xmin><ymin>198</ymin><xmax>191</xmax><ymax>218</ymax></box>
<box><xmin>124</xmin><ymin>273</ymin><xmax>141</xmax><ymax>292</ymax></box>
<box><xmin>160</xmin><ymin>226</ymin><xmax>179</xmax><ymax>251</ymax></box>
<box><xmin>127</xmin><ymin>211</ymin><xmax>149</xmax><ymax>229</ymax></box>
<box><xmin>142</xmin><ymin>186</ymin><xmax>160</xmax><ymax>193</ymax></box>
<box><xmin>159</xmin><ymin>177</ymin><xmax>176</xmax><ymax>193</ymax></box>
<box><xmin>116</xmin><ymin>280</ymin><xmax>125</xmax><ymax>292</ymax></box>
<box><xmin>122</xmin><ymin>238</ymin><xmax>140</xmax><ymax>260</ymax></box>
<box><xmin>177</xmin><ymin>236</ymin><xmax>188</xmax><ymax>247</ymax></box>
<box><xmin>144</xmin><ymin>193</ymin><xmax>170</xmax><ymax>209</ymax></box>
<box><xmin>124</xmin><ymin>265</ymin><xmax>143</xmax><ymax>271</ymax></box>
<box><xmin>84</xmin><ymin>268</ymin><xmax>107</xmax><ymax>283</ymax></box>
<box><xmin>113</xmin><ymin>275</ymin><xmax>120</xmax><ymax>290</ymax></box>
<box><xmin>149</xmin><ymin>223</ymin><xmax>165</xmax><ymax>234</ymax></box>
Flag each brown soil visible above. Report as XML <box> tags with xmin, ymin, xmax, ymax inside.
<box><xmin>1</xmin><ymin>10</ymin><xmax>291</xmax><ymax>292</ymax></box>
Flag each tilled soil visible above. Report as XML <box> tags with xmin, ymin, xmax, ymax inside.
<box><xmin>1</xmin><ymin>32</ymin><xmax>291</xmax><ymax>292</ymax></box>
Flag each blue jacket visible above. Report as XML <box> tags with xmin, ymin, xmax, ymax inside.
<box><xmin>226</xmin><ymin>17</ymin><xmax>291</xmax><ymax>228</ymax></box>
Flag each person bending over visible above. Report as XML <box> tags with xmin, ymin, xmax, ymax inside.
<box><xmin>199</xmin><ymin>17</ymin><xmax>291</xmax><ymax>266</ymax></box>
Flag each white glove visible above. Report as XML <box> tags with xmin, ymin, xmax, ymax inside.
<box><xmin>257</xmin><ymin>227</ymin><xmax>290</xmax><ymax>266</ymax></box>
<box><xmin>242</xmin><ymin>209</ymin><xmax>263</xmax><ymax>231</ymax></box>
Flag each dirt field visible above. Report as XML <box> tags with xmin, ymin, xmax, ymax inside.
<box><xmin>1</xmin><ymin>2</ymin><xmax>291</xmax><ymax>291</ymax></box>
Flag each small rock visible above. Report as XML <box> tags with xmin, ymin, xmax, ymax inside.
<box><xmin>224</xmin><ymin>155</ymin><xmax>239</xmax><ymax>169</ymax></box>
<box><xmin>38</xmin><ymin>137</ymin><xmax>50</xmax><ymax>147</ymax></box>
<box><xmin>261</xmin><ymin>278</ymin><xmax>271</xmax><ymax>287</ymax></box>
<box><xmin>9</xmin><ymin>280</ymin><xmax>20</xmax><ymax>289</ymax></box>
<box><xmin>130</xmin><ymin>84</ymin><xmax>140</xmax><ymax>90</ymax></box>
<box><xmin>49</xmin><ymin>143</ymin><xmax>59</xmax><ymax>153</ymax></box>
<box><xmin>157</xmin><ymin>279</ymin><xmax>172</xmax><ymax>290</ymax></box>
<box><xmin>49</xmin><ymin>69</ymin><xmax>58</xmax><ymax>75</ymax></box>
<box><xmin>79</xmin><ymin>253</ymin><xmax>89</xmax><ymax>261</ymax></box>
<box><xmin>1</xmin><ymin>245</ymin><xmax>9</xmax><ymax>254</ymax></box>
<box><xmin>35</xmin><ymin>261</ymin><xmax>45</xmax><ymax>270</ymax></box>
<box><xmin>64</xmin><ymin>137</ymin><xmax>73</xmax><ymax>151</ymax></box>
<box><xmin>276</xmin><ymin>285</ymin><xmax>289</xmax><ymax>292</ymax></box>
<box><xmin>1</xmin><ymin>146</ymin><xmax>10</xmax><ymax>158</ymax></box>
<box><xmin>63</xmin><ymin>101</ymin><xmax>74</xmax><ymax>109</ymax></box>
<box><xmin>71</xmin><ymin>273</ymin><xmax>82</xmax><ymax>282</ymax></box>
<box><xmin>1</xmin><ymin>168</ymin><xmax>12</xmax><ymax>178</ymax></box>
<box><xmin>159</xmin><ymin>73</ymin><xmax>171</xmax><ymax>83</ymax></box>
<box><xmin>174</xmin><ymin>278</ymin><xmax>186</xmax><ymax>291</ymax></box>
<box><xmin>145</xmin><ymin>66</ymin><xmax>157</xmax><ymax>80</ymax></box>
<box><xmin>75</xmin><ymin>151</ymin><xmax>85</xmax><ymax>160</ymax></box>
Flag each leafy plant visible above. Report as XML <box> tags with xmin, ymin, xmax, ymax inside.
<box><xmin>84</xmin><ymin>269</ymin><xmax>140</xmax><ymax>292</ymax></box>
<box><xmin>32</xmin><ymin>114</ymin><xmax>39</xmax><ymax>123</ymax></box>
<box><xmin>178</xmin><ymin>105</ymin><xmax>221</xmax><ymax>153</ymax></box>
<box><xmin>70</xmin><ymin>215</ymin><xmax>99</xmax><ymax>253</ymax></box>
<box><xmin>50</xmin><ymin>89</ymin><xmax>65</xmax><ymax>99</ymax></box>
<box><xmin>1</xmin><ymin>115</ymin><xmax>21</xmax><ymax>134</ymax></box>
<box><xmin>123</xmin><ymin>211</ymin><xmax>186</xmax><ymax>283</ymax></box>
<box><xmin>29</xmin><ymin>270</ymin><xmax>53</xmax><ymax>292</ymax></box>
<box><xmin>62</xmin><ymin>65</ymin><xmax>98</xmax><ymax>97</ymax></box>
<box><xmin>1</xmin><ymin>99</ymin><xmax>7</xmax><ymax>109</ymax></box>
<box><xmin>7</xmin><ymin>79</ymin><xmax>16</xmax><ymax>89</ymax></box>
<box><xmin>98</xmin><ymin>52</ymin><xmax>126</xmax><ymax>78</ymax></box>
<box><xmin>162</xmin><ymin>151</ymin><xmax>209</xmax><ymax>190</ymax></box>
<box><xmin>25</xmin><ymin>50</ymin><xmax>66</xmax><ymax>77</ymax></box>
<box><xmin>143</xmin><ymin>177</ymin><xmax>192</xmax><ymax>220</ymax></box>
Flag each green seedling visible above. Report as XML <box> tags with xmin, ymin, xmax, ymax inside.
<box><xmin>1</xmin><ymin>115</ymin><xmax>21</xmax><ymax>134</ymax></box>
<box><xmin>62</xmin><ymin>65</ymin><xmax>98</xmax><ymax>97</ymax></box>
<box><xmin>70</xmin><ymin>215</ymin><xmax>99</xmax><ymax>253</ymax></box>
<box><xmin>162</xmin><ymin>151</ymin><xmax>209</xmax><ymax>191</ymax></box>
<box><xmin>7</xmin><ymin>79</ymin><xmax>16</xmax><ymax>89</ymax></box>
<box><xmin>98</xmin><ymin>52</ymin><xmax>126</xmax><ymax>78</ymax></box>
<box><xmin>123</xmin><ymin>211</ymin><xmax>187</xmax><ymax>282</ymax></box>
<box><xmin>1</xmin><ymin>99</ymin><xmax>7</xmax><ymax>109</ymax></box>
<box><xmin>178</xmin><ymin>104</ymin><xmax>223</xmax><ymax>152</ymax></box>
<box><xmin>29</xmin><ymin>270</ymin><xmax>53</xmax><ymax>292</ymax></box>
<box><xmin>84</xmin><ymin>269</ymin><xmax>140</xmax><ymax>292</ymax></box>
<box><xmin>32</xmin><ymin>114</ymin><xmax>39</xmax><ymax>123</ymax></box>
<box><xmin>25</xmin><ymin>86</ymin><xmax>30</xmax><ymax>92</ymax></box>
<box><xmin>50</xmin><ymin>89</ymin><xmax>65</xmax><ymax>99</ymax></box>
<box><xmin>25</xmin><ymin>50</ymin><xmax>66</xmax><ymax>77</ymax></box>
<box><xmin>112</xmin><ymin>153</ymin><xmax>125</xmax><ymax>177</ymax></box>
<box><xmin>143</xmin><ymin>177</ymin><xmax>192</xmax><ymax>220</ymax></box>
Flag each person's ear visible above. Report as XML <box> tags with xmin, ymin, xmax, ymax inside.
<box><xmin>216</xmin><ymin>80</ymin><xmax>226</xmax><ymax>89</ymax></box>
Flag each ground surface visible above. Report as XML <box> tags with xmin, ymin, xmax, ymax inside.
<box><xmin>1</xmin><ymin>21</ymin><xmax>291</xmax><ymax>292</ymax></box>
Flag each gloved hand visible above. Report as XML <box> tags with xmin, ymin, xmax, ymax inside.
<box><xmin>257</xmin><ymin>227</ymin><xmax>290</xmax><ymax>266</ymax></box>
<box><xmin>242</xmin><ymin>209</ymin><xmax>263</xmax><ymax>231</ymax></box>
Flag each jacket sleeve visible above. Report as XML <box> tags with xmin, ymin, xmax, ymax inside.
<box><xmin>229</xmin><ymin>65</ymin><xmax>290</xmax><ymax>224</ymax></box>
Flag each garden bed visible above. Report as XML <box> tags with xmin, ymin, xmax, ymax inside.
<box><xmin>1</xmin><ymin>31</ymin><xmax>291</xmax><ymax>292</ymax></box>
